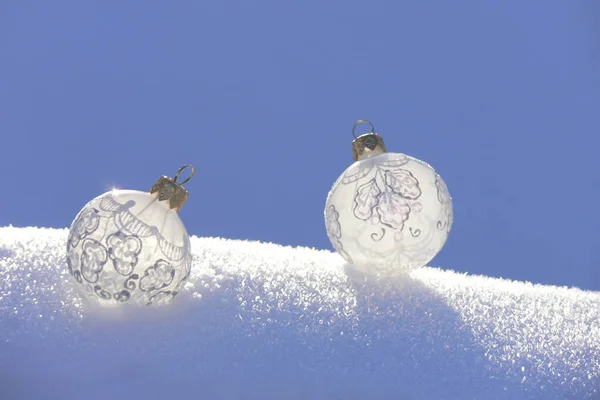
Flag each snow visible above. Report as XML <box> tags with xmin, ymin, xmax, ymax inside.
<box><xmin>0</xmin><ymin>227</ymin><xmax>599</xmax><ymax>399</ymax></box>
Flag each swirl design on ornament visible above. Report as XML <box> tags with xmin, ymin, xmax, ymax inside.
<box><xmin>113</xmin><ymin>290</ymin><xmax>131</xmax><ymax>302</ymax></box>
<box><xmin>371</xmin><ymin>228</ymin><xmax>386</xmax><ymax>241</ymax></box>
<box><xmin>409</xmin><ymin>227</ymin><xmax>421</xmax><ymax>238</ymax></box>
<box><xmin>93</xmin><ymin>284</ymin><xmax>111</xmax><ymax>300</ymax></box>
<box><xmin>435</xmin><ymin>173</ymin><xmax>453</xmax><ymax>234</ymax></box>
<box><xmin>124</xmin><ymin>273</ymin><xmax>139</xmax><ymax>290</ymax></box>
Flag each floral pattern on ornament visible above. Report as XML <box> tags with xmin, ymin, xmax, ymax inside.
<box><xmin>107</xmin><ymin>231</ymin><xmax>142</xmax><ymax>275</ymax></box>
<box><xmin>325</xmin><ymin>205</ymin><xmax>353</xmax><ymax>263</ymax></box>
<box><xmin>140</xmin><ymin>259</ymin><xmax>175</xmax><ymax>292</ymax></box>
<box><xmin>80</xmin><ymin>238</ymin><xmax>108</xmax><ymax>283</ymax></box>
<box><xmin>146</xmin><ymin>290</ymin><xmax>175</xmax><ymax>305</ymax></box>
<box><xmin>66</xmin><ymin>250</ymin><xmax>83</xmax><ymax>283</ymax></box>
<box><xmin>353</xmin><ymin>166</ymin><xmax>421</xmax><ymax>232</ymax></box>
<box><xmin>69</xmin><ymin>208</ymin><xmax>101</xmax><ymax>248</ymax></box>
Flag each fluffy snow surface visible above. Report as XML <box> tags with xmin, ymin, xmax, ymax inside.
<box><xmin>0</xmin><ymin>227</ymin><xmax>599</xmax><ymax>400</ymax></box>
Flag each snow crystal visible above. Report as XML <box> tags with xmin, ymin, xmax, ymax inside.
<box><xmin>0</xmin><ymin>227</ymin><xmax>598</xmax><ymax>399</ymax></box>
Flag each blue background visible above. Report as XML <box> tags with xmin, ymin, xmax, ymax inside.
<box><xmin>1</xmin><ymin>1</ymin><xmax>599</xmax><ymax>290</ymax></box>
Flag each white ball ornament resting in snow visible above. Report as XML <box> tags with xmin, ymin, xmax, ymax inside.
<box><xmin>66</xmin><ymin>164</ymin><xmax>195</xmax><ymax>306</ymax></box>
<box><xmin>325</xmin><ymin>120</ymin><xmax>453</xmax><ymax>274</ymax></box>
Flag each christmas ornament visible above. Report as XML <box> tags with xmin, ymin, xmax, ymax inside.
<box><xmin>325</xmin><ymin>120</ymin><xmax>453</xmax><ymax>274</ymax></box>
<box><xmin>66</xmin><ymin>165</ymin><xmax>195</xmax><ymax>306</ymax></box>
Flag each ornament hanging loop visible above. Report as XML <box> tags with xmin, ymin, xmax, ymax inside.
<box><xmin>352</xmin><ymin>119</ymin><xmax>375</xmax><ymax>139</ymax></box>
<box><xmin>174</xmin><ymin>164</ymin><xmax>195</xmax><ymax>185</ymax></box>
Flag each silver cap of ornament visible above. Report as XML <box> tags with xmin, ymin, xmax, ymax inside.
<box><xmin>352</xmin><ymin>119</ymin><xmax>387</xmax><ymax>161</ymax></box>
<box><xmin>150</xmin><ymin>164</ymin><xmax>195</xmax><ymax>211</ymax></box>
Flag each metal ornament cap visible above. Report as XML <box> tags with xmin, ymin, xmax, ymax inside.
<box><xmin>352</xmin><ymin>133</ymin><xmax>387</xmax><ymax>161</ymax></box>
<box><xmin>150</xmin><ymin>164</ymin><xmax>194</xmax><ymax>211</ymax></box>
<box><xmin>351</xmin><ymin>120</ymin><xmax>387</xmax><ymax>161</ymax></box>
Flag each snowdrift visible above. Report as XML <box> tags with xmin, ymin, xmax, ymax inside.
<box><xmin>0</xmin><ymin>227</ymin><xmax>598</xmax><ymax>399</ymax></box>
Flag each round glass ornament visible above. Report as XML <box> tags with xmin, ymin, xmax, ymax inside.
<box><xmin>66</xmin><ymin>165</ymin><xmax>195</xmax><ymax>306</ymax></box>
<box><xmin>325</xmin><ymin>120</ymin><xmax>453</xmax><ymax>274</ymax></box>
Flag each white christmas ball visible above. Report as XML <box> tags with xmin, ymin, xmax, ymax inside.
<box><xmin>325</xmin><ymin>152</ymin><xmax>453</xmax><ymax>273</ymax></box>
<box><xmin>66</xmin><ymin>189</ymin><xmax>192</xmax><ymax>306</ymax></box>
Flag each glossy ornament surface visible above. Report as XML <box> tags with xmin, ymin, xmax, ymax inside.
<box><xmin>66</xmin><ymin>166</ymin><xmax>194</xmax><ymax>306</ymax></box>
<box><xmin>325</xmin><ymin>121</ymin><xmax>453</xmax><ymax>274</ymax></box>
